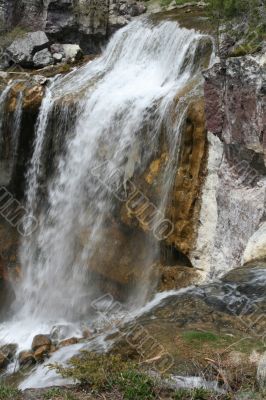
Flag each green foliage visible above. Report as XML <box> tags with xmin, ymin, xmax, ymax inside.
<box><xmin>208</xmin><ymin>0</ymin><xmax>252</xmax><ymax>19</ymax></box>
<box><xmin>208</xmin><ymin>0</ymin><xmax>265</xmax><ymax>56</ymax></box>
<box><xmin>50</xmin><ymin>352</ymin><xmax>159</xmax><ymax>399</ymax></box>
<box><xmin>182</xmin><ymin>330</ymin><xmax>218</xmax><ymax>343</ymax></box>
<box><xmin>42</xmin><ymin>387</ymin><xmax>63</xmax><ymax>399</ymax></box>
<box><xmin>160</xmin><ymin>0</ymin><xmax>197</xmax><ymax>8</ymax></box>
<box><xmin>50</xmin><ymin>351</ymin><xmax>156</xmax><ymax>399</ymax></box>
<box><xmin>112</xmin><ymin>369</ymin><xmax>156</xmax><ymax>400</ymax></box>
<box><xmin>0</xmin><ymin>384</ymin><xmax>20</xmax><ymax>400</ymax></box>
<box><xmin>0</xmin><ymin>26</ymin><xmax>29</xmax><ymax>49</ymax></box>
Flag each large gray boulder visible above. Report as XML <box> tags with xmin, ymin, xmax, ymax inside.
<box><xmin>7</xmin><ymin>31</ymin><xmax>50</xmax><ymax>67</ymax></box>
<box><xmin>33</xmin><ymin>48</ymin><xmax>54</xmax><ymax>68</ymax></box>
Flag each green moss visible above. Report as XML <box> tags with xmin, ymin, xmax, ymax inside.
<box><xmin>182</xmin><ymin>330</ymin><xmax>219</xmax><ymax>343</ymax></box>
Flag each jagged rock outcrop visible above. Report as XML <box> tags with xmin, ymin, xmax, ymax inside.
<box><xmin>0</xmin><ymin>0</ymin><xmax>146</xmax><ymax>54</ymax></box>
<box><xmin>204</xmin><ymin>56</ymin><xmax>266</xmax><ymax>161</ymax></box>
<box><xmin>190</xmin><ymin>54</ymin><xmax>266</xmax><ymax>278</ymax></box>
<box><xmin>6</xmin><ymin>31</ymin><xmax>50</xmax><ymax>67</ymax></box>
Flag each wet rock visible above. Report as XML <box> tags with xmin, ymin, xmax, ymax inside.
<box><xmin>109</xmin><ymin>15</ymin><xmax>129</xmax><ymax>31</ymax></box>
<box><xmin>19</xmin><ymin>350</ymin><xmax>36</xmax><ymax>367</ymax></box>
<box><xmin>157</xmin><ymin>265</ymin><xmax>200</xmax><ymax>292</ymax></box>
<box><xmin>83</xmin><ymin>329</ymin><xmax>93</xmax><ymax>339</ymax></box>
<box><xmin>62</xmin><ymin>44</ymin><xmax>83</xmax><ymax>62</ymax></box>
<box><xmin>32</xmin><ymin>334</ymin><xmax>51</xmax><ymax>352</ymax></box>
<box><xmin>58</xmin><ymin>337</ymin><xmax>78</xmax><ymax>348</ymax></box>
<box><xmin>34</xmin><ymin>345</ymin><xmax>50</xmax><ymax>361</ymax></box>
<box><xmin>32</xmin><ymin>75</ymin><xmax>48</xmax><ymax>85</ymax></box>
<box><xmin>0</xmin><ymin>343</ymin><xmax>17</xmax><ymax>369</ymax></box>
<box><xmin>7</xmin><ymin>31</ymin><xmax>50</xmax><ymax>67</ymax></box>
<box><xmin>0</xmin><ymin>278</ymin><xmax>15</xmax><ymax>319</ymax></box>
<box><xmin>33</xmin><ymin>49</ymin><xmax>54</xmax><ymax>68</ymax></box>
<box><xmin>50</xmin><ymin>324</ymin><xmax>75</xmax><ymax>344</ymax></box>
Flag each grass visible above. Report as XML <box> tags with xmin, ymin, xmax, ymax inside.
<box><xmin>111</xmin><ymin>369</ymin><xmax>156</xmax><ymax>400</ymax></box>
<box><xmin>174</xmin><ymin>387</ymin><xmax>232</xmax><ymax>399</ymax></box>
<box><xmin>42</xmin><ymin>387</ymin><xmax>64</xmax><ymax>399</ymax></box>
<box><xmin>182</xmin><ymin>331</ymin><xmax>219</xmax><ymax>343</ymax></box>
<box><xmin>0</xmin><ymin>384</ymin><xmax>20</xmax><ymax>400</ymax></box>
<box><xmin>180</xmin><ymin>330</ymin><xmax>265</xmax><ymax>353</ymax></box>
<box><xmin>50</xmin><ymin>352</ymin><xmax>158</xmax><ymax>399</ymax></box>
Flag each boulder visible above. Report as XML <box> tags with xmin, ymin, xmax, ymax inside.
<box><xmin>0</xmin><ymin>71</ymin><xmax>8</xmax><ymax>79</ymax></box>
<box><xmin>0</xmin><ymin>343</ymin><xmax>17</xmax><ymax>369</ymax></box>
<box><xmin>53</xmin><ymin>53</ymin><xmax>63</xmax><ymax>63</ymax></box>
<box><xmin>32</xmin><ymin>334</ymin><xmax>51</xmax><ymax>351</ymax></box>
<box><xmin>34</xmin><ymin>345</ymin><xmax>50</xmax><ymax>361</ymax></box>
<box><xmin>32</xmin><ymin>75</ymin><xmax>48</xmax><ymax>85</ymax></box>
<box><xmin>33</xmin><ymin>49</ymin><xmax>54</xmax><ymax>68</ymax></box>
<box><xmin>50</xmin><ymin>43</ymin><xmax>64</xmax><ymax>54</ymax></box>
<box><xmin>7</xmin><ymin>31</ymin><xmax>50</xmax><ymax>67</ymax></box>
<box><xmin>62</xmin><ymin>44</ymin><xmax>83</xmax><ymax>62</ymax></box>
<box><xmin>19</xmin><ymin>350</ymin><xmax>36</xmax><ymax>367</ymax></box>
<box><xmin>109</xmin><ymin>15</ymin><xmax>129</xmax><ymax>31</ymax></box>
<box><xmin>58</xmin><ymin>337</ymin><xmax>78</xmax><ymax>348</ymax></box>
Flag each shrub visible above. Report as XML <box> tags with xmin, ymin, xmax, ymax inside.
<box><xmin>50</xmin><ymin>351</ymin><xmax>157</xmax><ymax>399</ymax></box>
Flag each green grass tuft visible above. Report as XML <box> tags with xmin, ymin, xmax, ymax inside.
<box><xmin>0</xmin><ymin>384</ymin><xmax>20</xmax><ymax>400</ymax></box>
<box><xmin>182</xmin><ymin>330</ymin><xmax>219</xmax><ymax>343</ymax></box>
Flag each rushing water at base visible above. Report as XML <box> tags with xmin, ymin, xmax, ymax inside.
<box><xmin>0</xmin><ymin>17</ymin><xmax>214</xmax><ymax>386</ymax></box>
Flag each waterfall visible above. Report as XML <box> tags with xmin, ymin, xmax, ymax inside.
<box><xmin>9</xmin><ymin>91</ymin><xmax>23</xmax><ymax>177</ymax></box>
<box><xmin>0</xmin><ymin>83</ymin><xmax>12</xmax><ymax>156</ymax></box>
<box><xmin>3</xmin><ymin>18</ymin><xmax>212</xmax><ymax>342</ymax></box>
<box><xmin>24</xmin><ymin>81</ymin><xmax>57</xmax><ymax>216</ymax></box>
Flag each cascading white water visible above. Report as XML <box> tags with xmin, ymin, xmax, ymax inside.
<box><xmin>0</xmin><ymin>83</ymin><xmax>12</xmax><ymax>156</ymax></box>
<box><xmin>0</xmin><ymin>18</ymin><xmax>213</xmax><ymax>349</ymax></box>
<box><xmin>9</xmin><ymin>91</ymin><xmax>23</xmax><ymax>177</ymax></box>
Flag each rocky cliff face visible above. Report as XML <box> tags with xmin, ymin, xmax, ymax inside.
<box><xmin>190</xmin><ymin>54</ymin><xmax>266</xmax><ymax>278</ymax></box>
<box><xmin>0</xmin><ymin>0</ymin><xmax>146</xmax><ymax>53</ymax></box>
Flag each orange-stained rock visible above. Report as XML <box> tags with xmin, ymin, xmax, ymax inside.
<box><xmin>19</xmin><ymin>350</ymin><xmax>36</xmax><ymax>367</ymax></box>
<box><xmin>58</xmin><ymin>337</ymin><xmax>78</xmax><ymax>348</ymax></box>
<box><xmin>32</xmin><ymin>334</ymin><xmax>51</xmax><ymax>352</ymax></box>
<box><xmin>120</xmin><ymin>97</ymin><xmax>207</xmax><ymax>257</ymax></box>
<box><xmin>34</xmin><ymin>345</ymin><xmax>50</xmax><ymax>361</ymax></box>
<box><xmin>156</xmin><ymin>264</ymin><xmax>200</xmax><ymax>292</ymax></box>
<box><xmin>0</xmin><ymin>344</ymin><xmax>17</xmax><ymax>369</ymax></box>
